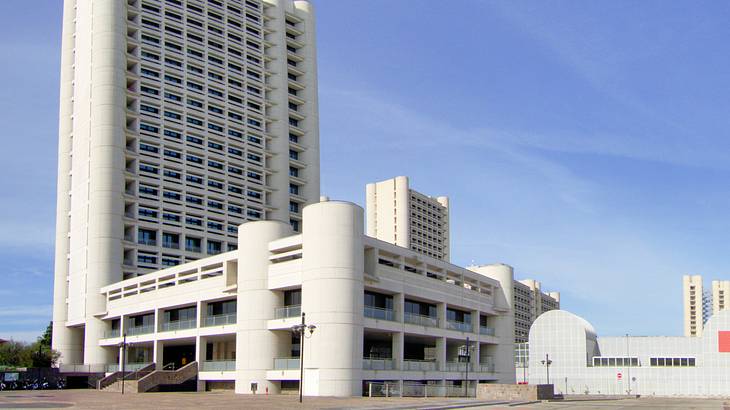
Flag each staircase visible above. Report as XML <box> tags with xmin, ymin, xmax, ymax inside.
<box><xmin>98</xmin><ymin>363</ymin><xmax>156</xmax><ymax>391</ymax></box>
<box><xmin>102</xmin><ymin>362</ymin><xmax>197</xmax><ymax>393</ymax></box>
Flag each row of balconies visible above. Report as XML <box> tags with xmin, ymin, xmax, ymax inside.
<box><xmin>103</xmin><ymin>313</ymin><xmax>237</xmax><ymax>339</ymax></box>
<box><xmin>268</xmin><ymin>358</ymin><xmax>495</xmax><ymax>373</ymax></box>
<box><xmin>274</xmin><ymin>304</ymin><xmax>496</xmax><ymax>336</ymax></box>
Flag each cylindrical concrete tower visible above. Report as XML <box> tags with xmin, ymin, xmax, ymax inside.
<box><xmin>301</xmin><ymin>200</ymin><xmax>364</xmax><ymax>396</ymax></box>
<box><xmin>235</xmin><ymin>220</ymin><xmax>293</xmax><ymax>394</ymax></box>
<box><xmin>471</xmin><ymin>264</ymin><xmax>516</xmax><ymax>384</ymax></box>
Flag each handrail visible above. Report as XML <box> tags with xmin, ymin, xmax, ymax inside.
<box><xmin>274</xmin><ymin>304</ymin><xmax>301</xmax><ymax>319</ymax></box>
<box><xmin>160</xmin><ymin>319</ymin><xmax>197</xmax><ymax>332</ymax></box>
<box><xmin>273</xmin><ymin>357</ymin><xmax>300</xmax><ymax>370</ymax></box>
<box><xmin>364</xmin><ymin>306</ymin><xmax>395</xmax><ymax>321</ymax></box>
<box><xmin>404</xmin><ymin>312</ymin><xmax>438</xmax><ymax>327</ymax></box>
<box><xmin>204</xmin><ymin>312</ymin><xmax>237</xmax><ymax>327</ymax></box>
<box><xmin>137</xmin><ymin>361</ymin><xmax>198</xmax><ymax>393</ymax></box>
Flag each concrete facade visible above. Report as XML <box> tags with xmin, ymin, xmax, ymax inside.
<box><xmin>53</xmin><ymin>0</ymin><xmax>320</xmax><ymax>366</ymax></box>
<box><xmin>529</xmin><ymin>309</ymin><xmax>730</xmax><ymax>397</ymax></box>
<box><xmin>682</xmin><ymin>275</ymin><xmax>725</xmax><ymax>337</ymax></box>
<box><xmin>64</xmin><ymin>200</ymin><xmax>516</xmax><ymax>396</ymax></box>
<box><xmin>366</xmin><ymin>176</ymin><xmax>450</xmax><ymax>261</ymax></box>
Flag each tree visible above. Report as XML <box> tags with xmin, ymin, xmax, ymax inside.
<box><xmin>0</xmin><ymin>322</ymin><xmax>61</xmax><ymax>368</ymax></box>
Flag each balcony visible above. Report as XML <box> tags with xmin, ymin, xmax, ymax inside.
<box><xmin>444</xmin><ymin>361</ymin><xmax>471</xmax><ymax>372</ymax></box>
<box><xmin>204</xmin><ymin>313</ymin><xmax>237</xmax><ymax>327</ymax></box>
<box><xmin>126</xmin><ymin>325</ymin><xmax>154</xmax><ymax>336</ymax></box>
<box><xmin>363</xmin><ymin>358</ymin><xmax>394</xmax><ymax>370</ymax></box>
<box><xmin>404</xmin><ymin>312</ymin><xmax>438</xmax><ymax>327</ymax></box>
<box><xmin>402</xmin><ymin>359</ymin><xmax>438</xmax><ymax>372</ymax></box>
<box><xmin>273</xmin><ymin>357</ymin><xmax>300</xmax><ymax>370</ymax></box>
<box><xmin>446</xmin><ymin>321</ymin><xmax>472</xmax><ymax>332</ymax></box>
<box><xmin>159</xmin><ymin>319</ymin><xmax>197</xmax><ymax>332</ymax></box>
<box><xmin>274</xmin><ymin>305</ymin><xmax>301</xmax><ymax>319</ymax></box>
<box><xmin>201</xmin><ymin>360</ymin><xmax>236</xmax><ymax>371</ymax></box>
<box><xmin>138</xmin><ymin>238</ymin><xmax>156</xmax><ymax>246</ymax></box>
<box><xmin>364</xmin><ymin>306</ymin><xmax>395</xmax><ymax>321</ymax></box>
<box><xmin>104</xmin><ymin>329</ymin><xmax>121</xmax><ymax>339</ymax></box>
<box><xmin>478</xmin><ymin>362</ymin><xmax>495</xmax><ymax>373</ymax></box>
<box><xmin>479</xmin><ymin>326</ymin><xmax>496</xmax><ymax>336</ymax></box>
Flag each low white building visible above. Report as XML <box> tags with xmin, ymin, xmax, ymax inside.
<box><xmin>529</xmin><ymin>309</ymin><xmax>730</xmax><ymax>397</ymax></box>
<box><xmin>70</xmin><ymin>199</ymin><xmax>516</xmax><ymax>396</ymax></box>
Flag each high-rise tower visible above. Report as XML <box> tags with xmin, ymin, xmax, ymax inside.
<box><xmin>52</xmin><ymin>0</ymin><xmax>319</xmax><ymax>365</ymax></box>
<box><xmin>365</xmin><ymin>176</ymin><xmax>450</xmax><ymax>261</ymax></box>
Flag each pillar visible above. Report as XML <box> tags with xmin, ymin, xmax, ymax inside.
<box><xmin>301</xmin><ymin>199</ymin><xmax>364</xmax><ymax>396</ymax></box>
<box><xmin>235</xmin><ymin>220</ymin><xmax>293</xmax><ymax>394</ymax></box>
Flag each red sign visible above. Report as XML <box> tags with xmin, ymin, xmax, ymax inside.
<box><xmin>719</xmin><ymin>331</ymin><xmax>730</xmax><ymax>352</ymax></box>
<box><xmin>617</xmin><ymin>372</ymin><xmax>622</xmax><ymax>380</ymax></box>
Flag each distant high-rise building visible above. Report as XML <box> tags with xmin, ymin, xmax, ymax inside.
<box><xmin>713</xmin><ymin>280</ymin><xmax>730</xmax><ymax>315</ymax></box>
<box><xmin>683</xmin><ymin>275</ymin><xmax>710</xmax><ymax>337</ymax></box>
<box><xmin>52</xmin><ymin>0</ymin><xmax>319</xmax><ymax>365</ymax></box>
<box><xmin>366</xmin><ymin>176</ymin><xmax>449</xmax><ymax>261</ymax></box>
<box><xmin>513</xmin><ymin>279</ymin><xmax>560</xmax><ymax>344</ymax></box>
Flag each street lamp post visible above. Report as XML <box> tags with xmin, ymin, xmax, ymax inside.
<box><xmin>119</xmin><ymin>334</ymin><xmax>127</xmax><ymax>395</ymax></box>
<box><xmin>540</xmin><ymin>354</ymin><xmax>552</xmax><ymax>385</ymax></box>
<box><xmin>291</xmin><ymin>312</ymin><xmax>316</xmax><ymax>403</ymax></box>
<box><xmin>626</xmin><ymin>333</ymin><xmax>631</xmax><ymax>396</ymax></box>
<box><xmin>461</xmin><ymin>337</ymin><xmax>471</xmax><ymax>397</ymax></box>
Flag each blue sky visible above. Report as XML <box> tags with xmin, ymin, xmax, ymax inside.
<box><xmin>2</xmin><ymin>0</ymin><xmax>730</xmax><ymax>341</ymax></box>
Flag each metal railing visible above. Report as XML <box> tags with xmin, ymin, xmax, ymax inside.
<box><xmin>479</xmin><ymin>326</ymin><xmax>496</xmax><ymax>336</ymax></box>
<box><xmin>106</xmin><ymin>364</ymin><xmax>120</xmax><ymax>373</ymax></box>
<box><xmin>364</xmin><ymin>306</ymin><xmax>395</xmax><ymax>321</ymax></box>
<box><xmin>59</xmin><ymin>364</ymin><xmax>108</xmax><ymax>373</ymax></box>
<box><xmin>204</xmin><ymin>313</ymin><xmax>237</xmax><ymax>327</ymax></box>
<box><xmin>362</xmin><ymin>358</ymin><xmax>394</xmax><ymax>370</ymax></box>
<box><xmin>444</xmin><ymin>361</ymin><xmax>471</xmax><ymax>372</ymax></box>
<box><xmin>125</xmin><ymin>362</ymin><xmax>153</xmax><ymax>372</ymax></box>
<box><xmin>274</xmin><ymin>304</ymin><xmax>301</xmax><ymax>319</ymax></box>
<box><xmin>126</xmin><ymin>325</ymin><xmax>154</xmax><ymax>336</ymax></box>
<box><xmin>273</xmin><ymin>357</ymin><xmax>300</xmax><ymax>370</ymax></box>
<box><xmin>478</xmin><ymin>362</ymin><xmax>496</xmax><ymax>373</ymax></box>
<box><xmin>402</xmin><ymin>359</ymin><xmax>438</xmax><ymax>371</ymax></box>
<box><xmin>201</xmin><ymin>360</ymin><xmax>236</xmax><ymax>371</ymax></box>
<box><xmin>446</xmin><ymin>321</ymin><xmax>472</xmax><ymax>332</ymax></box>
<box><xmin>159</xmin><ymin>319</ymin><xmax>197</xmax><ymax>332</ymax></box>
<box><xmin>404</xmin><ymin>312</ymin><xmax>438</xmax><ymax>327</ymax></box>
<box><xmin>104</xmin><ymin>329</ymin><xmax>120</xmax><ymax>338</ymax></box>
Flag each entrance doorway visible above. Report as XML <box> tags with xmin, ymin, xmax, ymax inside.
<box><xmin>162</xmin><ymin>344</ymin><xmax>195</xmax><ymax>369</ymax></box>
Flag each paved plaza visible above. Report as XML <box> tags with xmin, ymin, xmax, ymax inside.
<box><xmin>1</xmin><ymin>390</ymin><xmax>729</xmax><ymax>410</ymax></box>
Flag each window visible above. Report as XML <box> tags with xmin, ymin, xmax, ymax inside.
<box><xmin>185</xmin><ymin>237</ymin><xmax>202</xmax><ymax>252</ymax></box>
<box><xmin>138</xmin><ymin>229</ymin><xmax>156</xmax><ymax>246</ymax></box>
<box><xmin>289</xmin><ymin>184</ymin><xmax>299</xmax><ymax>195</ymax></box>
<box><xmin>289</xmin><ymin>202</ymin><xmax>299</xmax><ymax>213</ymax></box>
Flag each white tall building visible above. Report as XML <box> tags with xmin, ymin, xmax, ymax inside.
<box><xmin>52</xmin><ymin>0</ymin><xmax>319</xmax><ymax>367</ymax></box>
<box><xmin>682</xmin><ymin>275</ymin><xmax>730</xmax><ymax>337</ymax></box>
<box><xmin>513</xmin><ymin>279</ymin><xmax>559</xmax><ymax>344</ymax></box>
<box><xmin>366</xmin><ymin>176</ymin><xmax>450</xmax><ymax>261</ymax></box>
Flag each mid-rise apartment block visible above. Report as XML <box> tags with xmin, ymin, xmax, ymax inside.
<box><xmin>712</xmin><ymin>280</ymin><xmax>730</xmax><ymax>315</ymax></box>
<box><xmin>59</xmin><ymin>200</ymin><xmax>517</xmax><ymax>395</ymax></box>
<box><xmin>366</xmin><ymin>176</ymin><xmax>450</xmax><ymax>261</ymax></box>
<box><xmin>512</xmin><ymin>279</ymin><xmax>560</xmax><ymax>344</ymax></box>
<box><xmin>53</xmin><ymin>0</ymin><xmax>319</xmax><ymax>367</ymax></box>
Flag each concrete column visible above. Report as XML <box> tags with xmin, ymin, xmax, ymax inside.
<box><xmin>235</xmin><ymin>220</ymin><xmax>293</xmax><ymax>395</ymax></box>
<box><xmin>153</xmin><ymin>340</ymin><xmax>162</xmax><ymax>370</ymax></box>
<box><xmin>471</xmin><ymin>264</ymin><xmax>516</xmax><ymax>384</ymax></box>
<box><xmin>472</xmin><ymin>342</ymin><xmax>480</xmax><ymax>373</ymax></box>
<box><xmin>395</xmin><ymin>293</ymin><xmax>405</xmax><ymax>322</ymax></box>
<box><xmin>438</xmin><ymin>302</ymin><xmax>447</xmax><ymax>329</ymax></box>
<box><xmin>471</xmin><ymin>309</ymin><xmax>479</xmax><ymax>334</ymax></box>
<box><xmin>52</xmin><ymin>0</ymin><xmax>82</xmax><ymax>366</ymax></box>
<box><xmin>392</xmin><ymin>332</ymin><xmax>404</xmax><ymax>370</ymax></box>
<box><xmin>436</xmin><ymin>337</ymin><xmax>447</xmax><ymax>372</ymax></box>
<box><xmin>196</xmin><ymin>335</ymin><xmax>206</xmax><ymax>392</ymax></box>
<box><xmin>301</xmin><ymin>200</ymin><xmax>365</xmax><ymax>397</ymax></box>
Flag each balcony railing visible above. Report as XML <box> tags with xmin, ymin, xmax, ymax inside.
<box><xmin>273</xmin><ymin>357</ymin><xmax>300</xmax><ymax>370</ymax></box>
<box><xmin>404</xmin><ymin>312</ymin><xmax>438</xmax><ymax>327</ymax></box>
<box><xmin>201</xmin><ymin>360</ymin><xmax>236</xmax><ymax>371</ymax></box>
<box><xmin>274</xmin><ymin>305</ymin><xmax>301</xmax><ymax>319</ymax></box>
<box><xmin>364</xmin><ymin>306</ymin><xmax>395</xmax><ymax>321</ymax></box>
<box><xmin>126</xmin><ymin>325</ymin><xmax>154</xmax><ymax>336</ymax></box>
<box><xmin>126</xmin><ymin>362</ymin><xmax>153</xmax><ymax>372</ymax></box>
<box><xmin>138</xmin><ymin>238</ymin><xmax>156</xmax><ymax>246</ymax></box>
<box><xmin>479</xmin><ymin>326</ymin><xmax>496</xmax><ymax>336</ymax></box>
<box><xmin>363</xmin><ymin>358</ymin><xmax>394</xmax><ymax>370</ymax></box>
<box><xmin>444</xmin><ymin>361</ymin><xmax>471</xmax><ymax>372</ymax></box>
<box><xmin>159</xmin><ymin>319</ymin><xmax>197</xmax><ymax>332</ymax></box>
<box><xmin>204</xmin><ymin>313</ymin><xmax>237</xmax><ymax>327</ymax></box>
<box><xmin>106</xmin><ymin>364</ymin><xmax>119</xmax><ymax>373</ymax></box>
<box><xmin>104</xmin><ymin>329</ymin><xmax>120</xmax><ymax>338</ymax></box>
<box><xmin>446</xmin><ymin>321</ymin><xmax>472</xmax><ymax>332</ymax></box>
<box><xmin>478</xmin><ymin>363</ymin><xmax>496</xmax><ymax>373</ymax></box>
<box><xmin>402</xmin><ymin>359</ymin><xmax>438</xmax><ymax>372</ymax></box>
